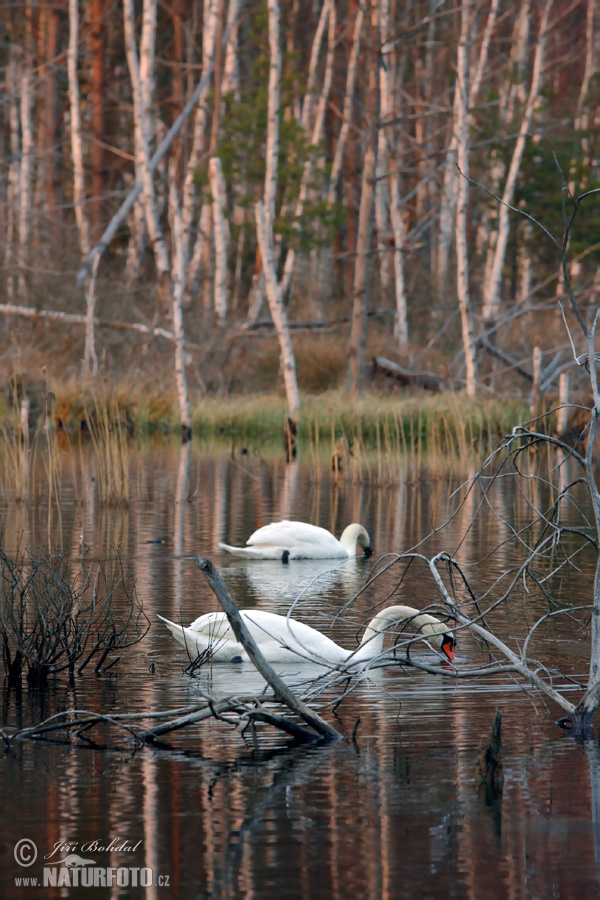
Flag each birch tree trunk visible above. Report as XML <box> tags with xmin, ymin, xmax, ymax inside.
<box><xmin>209</xmin><ymin>157</ymin><xmax>228</xmax><ymax>325</ymax></box>
<box><xmin>455</xmin><ymin>0</ymin><xmax>477</xmax><ymax>397</ymax></box>
<box><xmin>169</xmin><ymin>179</ymin><xmax>192</xmax><ymax>439</ymax></box>
<box><xmin>264</xmin><ymin>0</ymin><xmax>281</xmax><ymax>233</ymax></box>
<box><xmin>481</xmin><ymin>0</ymin><xmax>553</xmax><ymax>323</ymax></box>
<box><xmin>327</xmin><ymin>5</ymin><xmax>363</xmax><ymax>206</ymax></box>
<box><xmin>182</xmin><ymin>0</ymin><xmax>219</xmax><ymax>267</ymax></box>
<box><xmin>437</xmin><ymin>0</ymin><xmax>499</xmax><ymax>291</ymax></box>
<box><xmin>255</xmin><ymin>0</ymin><xmax>300</xmax><ymax>419</ymax></box>
<box><xmin>5</xmin><ymin>48</ymin><xmax>20</xmax><ymax>298</ymax></box>
<box><xmin>123</xmin><ymin>0</ymin><xmax>172</xmax><ymax>300</ymax></box>
<box><xmin>18</xmin><ymin>59</ymin><xmax>33</xmax><ymax>300</ymax></box>
<box><xmin>222</xmin><ymin>0</ymin><xmax>240</xmax><ymax>99</ymax></box>
<box><xmin>348</xmin><ymin>144</ymin><xmax>376</xmax><ymax>394</ymax></box>
<box><xmin>373</xmin><ymin>0</ymin><xmax>391</xmax><ymax>296</ymax></box>
<box><xmin>279</xmin><ymin>0</ymin><xmax>335</xmax><ymax>302</ymax></box>
<box><xmin>69</xmin><ymin>0</ymin><xmax>96</xmax><ymax>369</ymax></box>
<box><xmin>256</xmin><ymin>202</ymin><xmax>301</xmax><ymax>417</ymax></box>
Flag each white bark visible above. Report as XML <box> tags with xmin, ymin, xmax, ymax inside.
<box><xmin>209</xmin><ymin>157</ymin><xmax>228</xmax><ymax>324</ymax></box>
<box><xmin>255</xmin><ymin>202</ymin><xmax>301</xmax><ymax>417</ymax></box>
<box><xmin>455</xmin><ymin>0</ymin><xmax>477</xmax><ymax>397</ymax></box>
<box><xmin>279</xmin><ymin>0</ymin><xmax>335</xmax><ymax>301</ymax></box>
<box><xmin>123</xmin><ymin>0</ymin><xmax>172</xmax><ymax>289</ymax></box>
<box><xmin>18</xmin><ymin>61</ymin><xmax>33</xmax><ymax>300</ymax></box>
<box><xmin>222</xmin><ymin>0</ymin><xmax>241</xmax><ymax>99</ymax></box>
<box><xmin>68</xmin><ymin>0</ymin><xmax>91</xmax><ymax>258</ymax></box>
<box><xmin>348</xmin><ymin>144</ymin><xmax>376</xmax><ymax>394</ymax></box>
<box><xmin>481</xmin><ymin>0</ymin><xmax>553</xmax><ymax>323</ymax></box>
<box><xmin>374</xmin><ymin>0</ymin><xmax>391</xmax><ymax>294</ymax></box>
<box><xmin>187</xmin><ymin>204</ymin><xmax>212</xmax><ymax>300</ymax></box>
<box><xmin>181</xmin><ymin>0</ymin><xmax>219</xmax><ymax>261</ymax></box>
<box><xmin>76</xmin><ymin>62</ymin><xmax>215</xmax><ymax>285</ymax></box>
<box><xmin>264</xmin><ymin>0</ymin><xmax>281</xmax><ymax>232</ymax></box>
<box><xmin>169</xmin><ymin>178</ymin><xmax>192</xmax><ymax>435</ymax></box>
<box><xmin>437</xmin><ymin>0</ymin><xmax>499</xmax><ymax>289</ymax></box>
<box><xmin>301</xmin><ymin>0</ymin><xmax>331</xmax><ymax>133</ymax></box>
<box><xmin>390</xmin><ymin>170</ymin><xmax>408</xmax><ymax>346</ymax></box>
<box><xmin>4</xmin><ymin>48</ymin><xmax>20</xmax><ymax>298</ymax></box>
<box><xmin>327</xmin><ymin>6</ymin><xmax>363</xmax><ymax>205</ymax></box>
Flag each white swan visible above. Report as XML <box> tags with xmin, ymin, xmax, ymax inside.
<box><xmin>158</xmin><ymin>605</ymin><xmax>455</xmax><ymax>667</ymax></box>
<box><xmin>218</xmin><ymin>520</ymin><xmax>372</xmax><ymax>560</ymax></box>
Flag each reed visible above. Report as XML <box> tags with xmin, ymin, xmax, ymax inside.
<box><xmin>83</xmin><ymin>396</ymin><xmax>131</xmax><ymax>506</ymax></box>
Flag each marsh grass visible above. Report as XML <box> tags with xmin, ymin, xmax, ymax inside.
<box><xmin>84</xmin><ymin>397</ymin><xmax>131</xmax><ymax>506</ymax></box>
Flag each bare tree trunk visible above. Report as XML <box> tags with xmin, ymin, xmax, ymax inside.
<box><xmin>182</xmin><ymin>0</ymin><xmax>219</xmax><ymax>268</ymax></box>
<box><xmin>264</xmin><ymin>0</ymin><xmax>281</xmax><ymax>233</ymax></box>
<box><xmin>123</xmin><ymin>0</ymin><xmax>172</xmax><ymax>302</ymax></box>
<box><xmin>68</xmin><ymin>0</ymin><xmax>91</xmax><ymax>258</ymax></box>
<box><xmin>209</xmin><ymin>157</ymin><xmax>228</xmax><ymax>325</ymax></box>
<box><xmin>169</xmin><ymin>178</ymin><xmax>192</xmax><ymax>440</ymax></box>
<box><xmin>5</xmin><ymin>47</ymin><xmax>21</xmax><ymax>298</ymax></box>
<box><xmin>279</xmin><ymin>0</ymin><xmax>335</xmax><ymax>301</ymax></box>
<box><xmin>18</xmin><ymin>57</ymin><xmax>33</xmax><ymax>300</ymax></box>
<box><xmin>437</xmin><ymin>0</ymin><xmax>499</xmax><ymax>291</ymax></box>
<box><xmin>481</xmin><ymin>0</ymin><xmax>553</xmax><ymax>323</ymax></box>
<box><xmin>348</xmin><ymin>143</ymin><xmax>376</xmax><ymax>394</ymax></box>
<box><xmin>256</xmin><ymin>201</ymin><xmax>301</xmax><ymax>418</ymax></box>
<box><xmin>455</xmin><ymin>0</ymin><xmax>477</xmax><ymax>397</ymax></box>
<box><xmin>89</xmin><ymin>0</ymin><xmax>106</xmax><ymax>241</ymax></box>
<box><xmin>222</xmin><ymin>0</ymin><xmax>241</xmax><ymax>99</ymax></box>
<box><xmin>327</xmin><ymin>5</ymin><xmax>363</xmax><ymax>206</ymax></box>
<box><xmin>373</xmin><ymin>0</ymin><xmax>391</xmax><ymax>296</ymax></box>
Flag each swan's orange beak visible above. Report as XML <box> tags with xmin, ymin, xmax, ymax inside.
<box><xmin>441</xmin><ymin>635</ymin><xmax>455</xmax><ymax>662</ymax></box>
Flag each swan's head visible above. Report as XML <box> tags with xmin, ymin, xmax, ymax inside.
<box><xmin>342</xmin><ymin>523</ymin><xmax>372</xmax><ymax>557</ymax></box>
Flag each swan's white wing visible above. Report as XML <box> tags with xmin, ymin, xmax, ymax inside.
<box><xmin>245</xmin><ymin>521</ymin><xmax>345</xmax><ymax>558</ymax></box>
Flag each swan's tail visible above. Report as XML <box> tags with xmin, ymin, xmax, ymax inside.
<box><xmin>218</xmin><ymin>542</ymin><xmax>264</xmax><ymax>558</ymax></box>
<box><xmin>157</xmin><ymin>614</ymin><xmax>189</xmax><ymax>648</ymax></box>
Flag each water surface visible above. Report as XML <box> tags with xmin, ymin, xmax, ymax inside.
<box><xmin>0</xmin><ymin>443</ymin><xmax>598</xmax><ymax>898</ymax></box>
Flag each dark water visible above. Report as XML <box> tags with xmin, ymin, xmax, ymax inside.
<box><xmin>1</xmin><ymin>442</ymin><xmax>599</xmax><ymax>898</ymax></box>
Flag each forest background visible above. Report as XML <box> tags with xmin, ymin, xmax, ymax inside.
<box><xmin>1</xmin><ymin>0</ymin><xmax>599</xmax><ymax>436</ymax></box>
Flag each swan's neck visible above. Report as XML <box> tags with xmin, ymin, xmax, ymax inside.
<box><xmin>339</xmin><ymin>523</ymin><xmax>367</xmax><ymax>554</ymax></box>
<box><xmin>353</xmin><ymin>605</ymin><xmax>446</xmax><ymax>662</ymax></box>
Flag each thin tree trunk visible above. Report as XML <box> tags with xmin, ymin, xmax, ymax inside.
<box><xmin>181</xmin><ymin>0</ymin><xmax>219</xmax><ymax>266</ymax></box>
<box><xmin>481</xmin><ymin>0</ymin><xmax>553</xmax><ymax>323</ymax></box>
<box><xmin>123</xmin><ymin>0</ymin><xmax>172</xmax><ymax>301</ymax></box>
<box><xmin>256</xmin><ymin>202</ymin><xmax>300</xmax><ymax>417</ymax></box>
<box><xmin>264</xmin><ymin>0</ymin><xmax>281</xmax><ymax>232</ymax></box>
<box><xmin>209</xmin><ymin>157</ymin><xmax>228</xmax><ymax>325</ymax></box>
<box><xmin>89</xmin><ymin>0</ymin><xmax>106</xmax><ymax>241</ymax></box>
<box><xmin>437</xmin><ymin>0</ymin><xmax>499</xmax><ymax>291</ymax></box>
<box><xmin>348</xmin><ymin>143</ymin><xmax>376</xmax><ymax>394</ymax></box>
<box><xmin>455</xmin><ymin>0</ymin><xmax>477</xmax><ymax>397</ymax></box>
<box><xmin>327</xmin><ymin>5</ymin><xmax>363</xmax><ymax>205</ymax></box>
<box><xmin>68</xmin><ymin>0</ymin><xmax>91</xmax><ymax>258</ymax></box>
<box><xmin>222</xmin><ymin>0</ymin><xmax>241</xmax><ymax>99</ymax></box>
<box><xmin>18</xmin><ymin>58</ymin><xmax>33</xmax><ymax>300</ymax></box>
<box><xmin>5</xmin><ymin>47</ymin><xmax>20</xmax><ymax>298</ymax></box>
<box><xmin>279</xmin><ymin>0</ymin><xmax>335</xmax><ymax>301</ymax></box>
<box><xmin>169</xmin><ymin>178</ymin><xmax>192</xmax><ymax>440</ymax></box>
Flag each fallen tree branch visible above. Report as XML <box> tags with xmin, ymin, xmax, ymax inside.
<box><xmin>0</xmin><ymin>303</ymin><xmax>179</xmax><ymax>342</ymax></box>
<box><xmin>195</xmin><ymin>555</ymin><xmax>342</xmax><ymax>743</ymax></box>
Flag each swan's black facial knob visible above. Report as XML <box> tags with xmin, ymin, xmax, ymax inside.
<box><xmin>281</xmin><ymin>550</ymin><xmax>290</xmax><ymax>564</ymax></box>
<box><xmin>441</xmin><ymin>634</ymin><xmax>456</xmax><ymax>662</ymax></box>
<box><xmin>364</xmin><ymin>546</ymin><xmax>373</xmax><ymax>559</ymax></box>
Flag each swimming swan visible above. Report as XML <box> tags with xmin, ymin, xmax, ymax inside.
<box><xmin>218</xmin><ymin>520</ymin><xmax>372</xmax><ymax>560</ymax></box>
<box><xmin>158</xmin><ymin>605</ymin><xmax>455</xmax><ymax>667</ymax></box>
